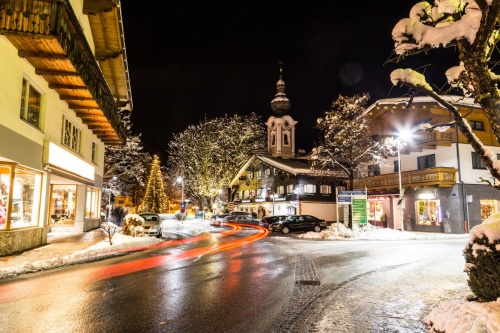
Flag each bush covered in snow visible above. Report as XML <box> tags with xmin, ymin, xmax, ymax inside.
<box><xmin>463</xmin><ymin>212</ymin><xmax>500</xmax><ymax>302</ymax></box>
<box><xmin>121</xmin><ymin>214</ymin><xmax>145</xmax><ymax>237</ymax></box>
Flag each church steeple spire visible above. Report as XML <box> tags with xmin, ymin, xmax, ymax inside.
<box><xmin>271</xmin><ymin>61</ymin><xmax>291</xmax><ymax>115</ymax></box>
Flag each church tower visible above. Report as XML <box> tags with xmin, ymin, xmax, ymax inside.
<box><xmin>265</xmin><ymin>62</ymin><xmax>297</xmax><ymax>158</ymax></box>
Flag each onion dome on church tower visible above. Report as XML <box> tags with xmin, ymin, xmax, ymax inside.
<box><xmin>270</xmin><ymin>61</ymin><xmax>291</xmax><ymax>115</ymax></box>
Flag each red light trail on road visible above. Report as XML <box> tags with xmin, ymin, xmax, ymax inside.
<box><xmin>88</xmin><ymin>224</ymin><xmax>269</xmax><ymax>281</ymax></box>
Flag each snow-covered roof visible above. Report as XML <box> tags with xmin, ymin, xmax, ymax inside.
<box><xmin>257</xmin><ymin>156</ymin><xmax>315</xmax><ymax>175</ymax></box>
<box><xmin>365</xmin><ymin>95</ymin><xmax>481</xmax><ymax>114</ymax></box>
<box><xmin>229</xmin><ymin>155</ymin><xmax>341</xmax><ymax>187</ymax></box>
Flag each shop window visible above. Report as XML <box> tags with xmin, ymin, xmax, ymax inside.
<box><xmin>471</xmin><ymin>152</ymin><xmax>487</xmax><ymax>170</ymax></box>
<box><xmin>480</xmin><ymin>199</ymin><xmax>500</xmax><ymax>220</ymax></box>
<box><xmin>85</xmin><ymin>186</ymin><xmax>101</xmax><ymax>219</ymax></box>
<box><xmin>20</xmin><ymin>78</ymin><xmax>44</xmax><ymax>130</ymax></box>
<box><xmin>62</xmin><ymin>117</ymin><xmax>82</xmax><ymax>154</ymax></box>
<box><xmin>320</xmin><ymin>185</ymin><xmax>331</xmax><ymax>194</ymax></box>
<box><xmin>367</xmin><ymin>201</ymin><xmax>385</xmax><ymax>221</ymax></box>
<box><xmin>305</xmin><ymin>184</ymin><xmax>316</xmax><ymax>194</ymax></box>
<box><xmin>470</xmin><ymin>120</ymin><xmax>484</xmax><ymax>131</ymax></box>
<box><xmin>50</xmin><ymin>185</ymin><xmax>77</xmax><ymax>224</ymax></box>
<box><xmin>0</xmin><ymin>164</ymin><xmax>42</xmax><ymax>230</ymax></box>
<box><xmin>416</xmin><ymin>199</ymin><xmax>441</xmax><ymax>225</ymax></box>
<box><xmin>417</xmin><ymin>154</ymin><xmax>435</xmax><ymax>170</ymax></box>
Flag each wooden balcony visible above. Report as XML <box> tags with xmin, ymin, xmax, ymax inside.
<box><xmin>0</xmin><ymin>0</ymin><xmax>126</xmax><ymax>145</ymax></box>
<box><xmin>352</xmin><ymin>167</ymin><xmax>457</xmax><ymax>192</ymax></box>
<box><xmin>413</xmin><ymin>131</ymin><xmax>454</xmax><ymax>148</ymax></box>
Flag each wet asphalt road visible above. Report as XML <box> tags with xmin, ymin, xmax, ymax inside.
<box><xmin>0</xmin><ymin>227</ymin><xmax>469</xmax><ymax>333</ymax></box>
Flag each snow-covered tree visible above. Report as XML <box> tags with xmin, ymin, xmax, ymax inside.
<box><xmin>142</xmin><ymin>155</ymin><xmax>167</xmax><ymax>213</ymax></box>
<box><xmin>390</xmin><ymin>0</ymin><xmax>500</xmax><ymax>185</ymax></box>
<box><xmin>103</xmin><ymin>112</ymin><xmax>152</xmax><ymax>212</ymax></box>
<box><xmin>168</xmin><ymin>113</ymin><xmax>267</xmax><ymax>211</ymax></box>
<box><xmin>311</xmin><ymin>94</ymin><xmax>385</xmax><ymax>228</ymax></box>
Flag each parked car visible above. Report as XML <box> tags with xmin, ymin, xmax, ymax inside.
<box><xmin>138</xmin><ymin>213</ymin><xmax>162</xmax><ymax>237</ymax></box>
<box><xmin>210</xmin><ymin>213</ymin><xmax>230</xmax><ymax>227</ymax></box>
<box><xmin>268</xmin><ymin>215</ymin><xmax>327</xmax><ymax>234</ymax></box>
<box><xmin>228</xmin><ymin>211</ymin><xmax>251</xmax><ymax>216</ymax></box>
<box><xmin>224</xmin><ymin>214</ymin><xmax>261</xmax><ymax>225</ymax></box>
<box><xmin>259</xmin><ymin>215</ymin><xmax>289</xmax><ymax>228</ymax></box>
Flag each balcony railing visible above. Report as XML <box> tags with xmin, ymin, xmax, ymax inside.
<box><xmin>0</xmin><ymin>0</ymin><xmax>126</xmax><ymax>144</ymax></box>
<box><xmin>352</xmin><ymin>167</ymin><xmax>457</xmax><ymax>191</ymax></box>
<box><xmin>413</xmin><ymin>131</ymin><xmax>453</xmax><ymax>146</ymax></box>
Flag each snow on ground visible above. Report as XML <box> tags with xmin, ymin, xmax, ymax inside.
<box><xmin>0</xmin><ymin>216</ymin><xmax>496</xmax><ymax>332</ymax></box>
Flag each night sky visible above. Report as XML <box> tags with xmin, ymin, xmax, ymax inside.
<box><xmin>121</xmin><ymin>1</ymin><xmax>458</xmax><ymax>162</ymax></box>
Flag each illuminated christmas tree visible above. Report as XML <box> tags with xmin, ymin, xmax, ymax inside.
<box><xmin>143</xmin><ymin>155</ymin><xmax>167</xmax><ymax>213</ymax></box>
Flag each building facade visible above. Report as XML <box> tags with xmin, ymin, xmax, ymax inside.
<box><xmin>0</xmin><ymin>0</ymin><xmax>131</xmax><ymax>254</ymax></box>
<box><xmin>354</xmin><ymin>96</ymin><xmax>500</xmax><ymax>233</ymax></box>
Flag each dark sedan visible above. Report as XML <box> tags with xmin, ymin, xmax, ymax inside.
<box><xmin>268</xmin><ymin>215</ymin><xmax>327</xmax><ymax>234</ymax></box>
<box><xmin>259</xmin><ymin>215</ymin><xmax>289</xmax><ymax>228</ymax></box>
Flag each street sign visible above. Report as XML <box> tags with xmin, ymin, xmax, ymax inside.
<box><xmin>180</xmin><ymin>202</ymin><xmax>186</xmax><ymax>208</ymax></box>
<box><xmin>181</xmin><ymin>208</ymin><xmax>185</xmax><ymax>213</ymax></box>
<box><xmin>352</xmin><ymin>198</ymin><xmax>367</xmax><ymax>224</ymax></box>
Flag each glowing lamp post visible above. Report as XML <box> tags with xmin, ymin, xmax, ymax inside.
<box><xmin>177</xmin><ymin>176</ymin><xmax>184</xmax><ymax>209</ymax></box>
<box><xmin>396</xmin><ymin>130</ymin><xmax>412</xmax><ymax>232</ymax></box>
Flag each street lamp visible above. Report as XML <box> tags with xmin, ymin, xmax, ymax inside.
<box><xmin>106</xmin><ymin>176</ymin><xmax>117</xmax><ymax>224</ymax></box>
<box><xmin>177</xmin><ymin>176</ymin><xmax>184</xmax><ymax>209</ymax></box>
<box><xmin>396</xmin><ymin>130</ymin><xmax>412</xmax><ymax>232</ymax></box>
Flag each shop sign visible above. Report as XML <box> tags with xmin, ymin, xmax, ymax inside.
<box><xmin>352</xmin><ymin>198</ymin><xmax>367</xmax><ymax>224</ymax></box>
<box><xmin>43</xmin><ymin>141</ymin><xmax>94</xmax><ymax>181</ymax></box>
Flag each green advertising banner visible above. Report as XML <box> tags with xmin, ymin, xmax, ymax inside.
<box><xmin>352</xmin><ymin>198</ymin><xmax>367</xmax><ymax>224</ymax></box>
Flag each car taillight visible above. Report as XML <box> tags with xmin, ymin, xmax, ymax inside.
<box><xmin>320</xmin><ymin>221</ymin><xmax>326</xmax><ymax>225</ymax></box>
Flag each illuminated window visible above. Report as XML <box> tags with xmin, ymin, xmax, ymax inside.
<box><xmin>277</xmin><ymin>186</ymin><xmax>284</xmax><ymax>194</ymax></box>
<box><xmin>480</xmin><ymin>199</ymin><xmax>500</xmax><ymax>220</ymax></box>
<box><xmin>320</xmin><ymin>185</ymin><xmax>331</xmax><ymax>194</ymax></box>
<box><xmin>49</xmin><ymin>184</ymin><xmax>77</xmax><ymax>225</ymax></box>
<box><xmin>20</xmin><ymin>78</ymin><xmax>43</xmax><ymax>129</ymax></box>
<box><xmin>286</xmin><ymin>184</ymin><xmax>294</xmax><ymax>194</ymax></box>
<box><xmin>62</xmin><ymin>117</ymin><xmax>81</xmax><ymax>154</ymax></box>
<box><xmin>0</xmin><ymin>164</ymin><xmax>42</xmax><ymax>230</ymax></box>
<box><xmin>416</xmin><ymin>199</ymin><xmax>441</xmax><ymax>225</ymax></box>
<box><xmin>305</xmin><ymin>184</ymin><xmax>316</xmax><ymax>194</ymax></box>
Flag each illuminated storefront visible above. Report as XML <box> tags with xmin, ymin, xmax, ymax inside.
<box><xmin>0</xmin><ymin>163</ymin><xmax>42</xmax><ymax>231</ymax></box>
<box><xmin>416</xmin><ymin>199</ymin><xmax>442</xmax><ymax>226</ymax></box>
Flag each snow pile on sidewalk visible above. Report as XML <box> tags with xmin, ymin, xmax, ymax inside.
<box><xmin>297</xmin><ymin>222</ymin><xmax>469</xmax><ymax>241</ymax></box>
<box><xmin>0</xmin><ymin>227</ymin><xmax>164</xmax><ymax>280</ymax></box>
<box><xmin>424</xmin><ymin>296</ymin><xmax>500</xmax><ymax>333</ymax></box>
